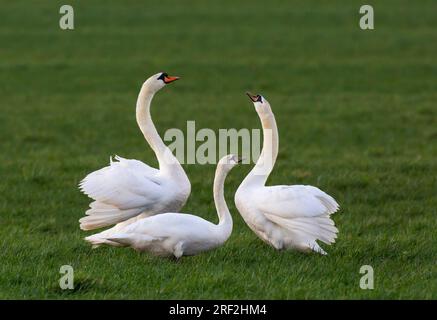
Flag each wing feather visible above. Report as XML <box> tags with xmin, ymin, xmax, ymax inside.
<box><xmin>78</xmin><ymin>156</ymin><xmax>167</xmax><ymax>230</ymax></box>
<box><xmin>255</xmin><ymin>185</ymin><xmax>339</xmax><ymax>219</ymax></box>
<box><xmin>79</xmin><ymin>156</ymin><xmax>162</xmax><ymax>210</ymax></box>
<box><xmin>253</xmin><ymin>185</ymin><xmax>340</xmax><ymax>253</ymax></box>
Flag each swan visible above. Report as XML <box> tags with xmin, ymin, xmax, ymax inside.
<box><xmin>78</xmin><ymin>72</ymin><xmax>191</xmax><ymax>244</ymax></box>
<box><xmin>234</xmin><ymin>93</ymin><xmax>340</xmax><ymax>255</ymax></box>
<box><xmin>85</xmin><ymin>155</ymin><xmax>241</xmax><ymax>258</ymax></box>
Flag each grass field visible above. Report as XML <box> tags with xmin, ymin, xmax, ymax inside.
<box><xmin>1</xmin><ymin>0</ymin><xmax>437</xmax><ymax>299</ymax></box>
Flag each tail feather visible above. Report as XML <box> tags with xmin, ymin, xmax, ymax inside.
<box><xmin>264</xmin><ymin>213</ymin><xmax>338</xmax><ymax>254</ymax></box>
<box><xmin>84</xmin><ymin>233</ymin><xmax>124</xmax><ymax>248</ymax></box>
<box><xmin>89</xmin><ymin>201</ymin><xmax>115</xmax><ymax>210</ymax></box>
<box><xmin>305</xmin><ymin>217</ymin><xmax>339</xmax><ymax>235</ymax></box>
<box><xmin>105</xmin><ymin>234</ymin><xmax>136</xmax><ymax>246</ymax></box>
<box><xmin>315</xmin><ymin>195</ymin><xmax>340</xmax><ymax>215</ymax></box>
<box><xmin>105</xmin><ymin>233</ymin><xmax>162</xmax><ymax>248</ymax></box>
<box><xmin>281</xmin><ymin>216</ymin><xmax>337</xmax><ymax>244</ymax></box>
<box><xmin>79</xmin><ymin>203</ymin><xmax>143</xmax><ymax>230</ymax></box>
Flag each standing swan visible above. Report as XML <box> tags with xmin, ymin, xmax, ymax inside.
<box><xmin>234</xmin><ymin>93</ymin><xmax>339</xmax><ymax>255</ymax></box>
<box><xmin>78</xmin><ymin>72</ymin><xmax>191</xmax><ymax>236</ymax></box>
<box><xmin>87</xmin><ymin>155</ymin><xmax>241</xmax><ymax>258</ymax></box>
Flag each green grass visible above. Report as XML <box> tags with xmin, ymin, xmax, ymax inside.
<box><xmin>1</xmin><ymin>0</ymin><xmax>437</xmax><ymax>299</ymax></box>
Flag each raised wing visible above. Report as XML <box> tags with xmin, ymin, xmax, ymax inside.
<box><xmin>255</xmin><ymin>185</ymin><xmax>339</xmax><ymax>219</ymax></box>
<box><xmin>78</xmin><ymin>155</ymin><xmax>164</xmax><ymax>230</ymax></box>
<box><xmin>255</xmin><ymin>185</ymin><xmax>340</xmax><ymax>253</ymax></box>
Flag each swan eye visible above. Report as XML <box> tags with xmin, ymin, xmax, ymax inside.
<box><xmin>158</xmin><ymin>73</ymin><xmax>168</xmax><ymax>81</ymax></box>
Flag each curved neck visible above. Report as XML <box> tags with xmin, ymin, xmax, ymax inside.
<box><xmin>213</xmin><ymin>164</ymin><xmax>233</xmax><ymax>240</ymax></box>
<box><xmin>243</xmin><ymin>111</ymin><xmax>278</xmax><ymax>186</ymax></box>
<box><xmin>136</xmin><ymin>85</ymin><xmax>185</xmax><ymax>177</ymax></box>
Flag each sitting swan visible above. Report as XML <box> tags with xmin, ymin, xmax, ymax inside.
<box><xmin>78</xmin><ymin>73</ymin><xmax>191</xmax><ymax>241</ymax></box>
<box><xmin>234</xmin><ymin>93</ymin><xmax>339</xmax><ymax>255</ymax></box>
<box><xmin>86</xmin><ymin>155</ymin><xmax>241</xmax><ymax>258</ymax></box>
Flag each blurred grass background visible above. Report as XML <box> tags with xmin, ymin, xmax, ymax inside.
<box><xmin>0</xmin><ymin>0</ymin><xmax>436</xmax><ymax>299</ymax></box>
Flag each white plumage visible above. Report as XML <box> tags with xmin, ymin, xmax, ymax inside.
<box><xmin>235</xmin><ymin>93</ymin><xmax>340</xmax><ymax>255</ymax></box>
<box><xmin>85</xmin><ymin>155</ymin><xmax>240</xmax><ymax>258</ymax></box>
<box><xmin>79</xmin><ymin>73</ymin><xmax>191</xmax><ymax>240</ymax></box>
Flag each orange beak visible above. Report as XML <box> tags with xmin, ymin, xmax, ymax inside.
<box><xmin>163</xmin><ymin>75</ymin><xmax>180</xmax><ymax>84</ymax></box>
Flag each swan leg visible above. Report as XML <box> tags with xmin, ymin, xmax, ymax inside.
<box><xmin>309</xmin><ymin>242</ymin><xmax>327</xmax><ymax>255</ymax></box>
<box><xmin>270</xmin><ymin>237</ymin><xmax>284</xmax><ymax>250</ymax></box>
<box><xmin>173</xmin><ymin>242</ymin><xmax>184</xmax><ymax>259</ymax></box>
<box><xmin>262</xmin><ymin>224</ymin><xmax>283</xmax><ymax>250</ymax></box>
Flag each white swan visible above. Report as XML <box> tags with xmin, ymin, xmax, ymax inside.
<box><xmin>234</xmin><ymin>93</ymin><xmax>340</xmax><ymax>255</ymax></box>
<box><xmin>78</xmin><ymin>72</ymin><xmax>191</xmax><ymax>241</ymax></box>
<box><xmin>85</xmin><ymin>155</ymin><xmax>240</xmax><ymax>258</ymax></box>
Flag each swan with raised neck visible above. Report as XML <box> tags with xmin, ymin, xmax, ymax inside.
<box><xmin>79</xmin><ymin>72</ymin><xmax>191</xmax><ymax>235</ymax></box>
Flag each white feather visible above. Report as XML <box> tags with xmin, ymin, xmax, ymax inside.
<box><xmin>85</xmin><ymin>155</ymin><xmax>240</xmax><ymax>259</ymax></box>
<box><xmin>78</xmin><ymin>73</ymin><xmax>191</xmax><ymax>234</ymax></box>
<box><xmin>235</xmin><ymin>95</ymin><xmax>340</xmax><ymax>255</ymax></box>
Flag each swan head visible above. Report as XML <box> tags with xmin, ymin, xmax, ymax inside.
<box><xmin>143</xmin><ymin>72</ymin><xmax>180</xmax><ymax>92</ymax></box>
<box><xmin>246</xmin><ymin>92</ymin><xmax>272</xmax><ymax>116</ymax></box>
<box><xmin>218</xmin><ymin>154</ymin><xmax>242</xmax><ymax>171</ymax></box>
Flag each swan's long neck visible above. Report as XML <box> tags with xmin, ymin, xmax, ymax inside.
<box><xmin>136</xmin><ymin>85</ymin><xmax>186</xmax><ymax>178</ymax></box>
<box><xmin>243</xmin><ymin>109</ymin><xmax>279</xmax><ymax>186</ymax></box>
<box><xmin>213</xmin><ymin>164</ymin><xmax>233</xmax><ymax>241</ymax></box>
<box><xmin>136</xmin><ymin>87</ymin><xmax>166</xmax><ymax>157</ymax></box>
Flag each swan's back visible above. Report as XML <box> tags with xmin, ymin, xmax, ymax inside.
<box><xmin>124</xmin><ymin>213</ymin><xmax>217</xmax><ymax>238</ymax></box>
